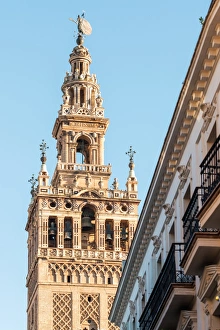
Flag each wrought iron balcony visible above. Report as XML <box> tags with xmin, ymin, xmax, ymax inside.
<box><xmin>139</xmin><ymin>243</ymin><xmax>194</xmax><ymax>330</ymax></box>
<box><xmin>182</xmin><ymin>187</ymin><xmax>203</xmax><ymax>248</ymax></box>
<box><xmin>182</xmin><ymin>136</ymin><xmax>220</xmax><ymax>247</ymax></box>
<box><xmin>182</xmin><ymin>185</ymin><xmax>219</xmax><ymax>249</ymax></box>
<box><xmin>200</xmin><ymin>134</ymin><xmax>220</xmax><ymax>204</ymax></box>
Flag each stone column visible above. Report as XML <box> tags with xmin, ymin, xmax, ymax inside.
<box><xmin>57</xmin><ymin>217</ymin><xmax>64</xmax><ymax>248</ymax></box>
<box><xmin>99</xmin><ymin>134</ymin><xmax>105</xmax><ymax>165</ymax></box>
<box><xmin>114</xmin><ymin>220</ymin><xmax>120</xmax><ymax>251</ymax></box>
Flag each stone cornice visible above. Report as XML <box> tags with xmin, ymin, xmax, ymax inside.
<box><xmin>109</xmin><ymin>1</ymin><xmax>220</xmax><ymax>326</ymax></box>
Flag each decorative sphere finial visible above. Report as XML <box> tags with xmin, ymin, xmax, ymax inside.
<box><xmin>76</xmin><ymin>35</ymin><xmax>84</xmax><ymax>45</ymax></box>
<box><xmin>40</xmin><ymin>139</ymin><xmax>49</xmax><ymax>164</ymax></box>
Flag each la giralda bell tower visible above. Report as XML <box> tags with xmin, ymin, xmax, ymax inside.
<box><xmin>26</xmin><ymin>15</ymin><xmax>140</xmax><ymax>330</ymax></box>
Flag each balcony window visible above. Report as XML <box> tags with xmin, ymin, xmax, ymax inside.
<box><xmin>139</xmin><ymin>244</ymin><xmax>194</xmax><ymax>330</ymax></box>
<box><xmin>200</xmin><ymin>134</ymin><xmax>220</xmax><ymax>204</ymax></box>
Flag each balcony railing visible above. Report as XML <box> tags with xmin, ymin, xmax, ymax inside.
<box><xmin>182</xmin><ymin>187</ymin><xmax>203</xmax><ymax>248</ymax></box>
<box><xmin>139</xmin><ymin>243</ymin><xmax>194</xmax><ymax>330</ymax></box>
<box><xmin>182</xmin><ymin>136</ymin><xmax>220</xmax><ymax>247</ymax></box>
<box><xmin>182</xmin><ymin>186</ymin><xmax>219</xmax><ymax>248</ymax></box>
<box><xmin>200</xmin><ymin>134</ymin><xmax>220</xmax><ymax>204</ymax></box>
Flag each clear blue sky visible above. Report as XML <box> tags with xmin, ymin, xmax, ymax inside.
<box><xmin>0</xmin><ymin>1</ymin><xmax>211</xmax><ymax>329</ymax></box>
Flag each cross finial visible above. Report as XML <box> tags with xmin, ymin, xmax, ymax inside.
<box><xmin>28</xmin><ymin>174</ymin><xmax>37</xmax><ymax>197</ymax></box>
<box><xmin>126</xmin><ymin>146</ymin><xmax>136</xmax><ymax>162</ymax></box>
<box><xmin>40</xmin><ymin>139</ymin><xmax>49</xmax><ymax>157</ymax></box>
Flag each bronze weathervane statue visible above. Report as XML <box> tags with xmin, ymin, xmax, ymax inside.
<box><xmin>69</xmin><ymin>14</ymin><xmax>92</xmax><ymax>36</ymax></box>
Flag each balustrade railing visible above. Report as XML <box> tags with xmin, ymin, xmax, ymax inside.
<box><xmin>139</xmin><ymin>243</ymin><xmax>194</xmax><ymax>330</ymax></box>
<box><xmin>58</xmin><ymin>163</ymin><xmax>112</xmax><ymax>173</ymax></box>
<box><xmin>200</xmin><ymin>134</ymin><xmax>220</xmax><ymax>204</ymax></box>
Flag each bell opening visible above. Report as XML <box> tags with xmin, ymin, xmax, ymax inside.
<box><xmin>81</xmin><ymin>206</ymin><xmax>95</xmax><ymax>249</ymax></box>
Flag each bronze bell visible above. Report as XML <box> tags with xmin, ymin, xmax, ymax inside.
<box><xmin>64</xmin><ymin>231</ymin><xmax>72</xmax><ymax>240</ymax></box>
<box><xmin>106</xmin><ymin>223</ymin><xmax>113</xmax><ymax>241</ymax></box>
<box><xmin>48</xmin><ymin>222</ymin><xmax>56</xmax><ymax>237</ymax></box>
<box><xmin>64</xmin><ymin>221</ymin><xmax>72</xmax><ymax>240</ymax></box>
<box><xmin>106</xmin><ymin>233</ymin><xmax>112</xmax><ymax>241</ymax></box>
<box><xmin>82</xmin><ymin>216</ymin><xmax>93</xmax><ymax>231</ymax></box>
<box><xmin>121</xmin><ymin>227</ymin><xmax>128</xmax><ymax>241</ymax></box>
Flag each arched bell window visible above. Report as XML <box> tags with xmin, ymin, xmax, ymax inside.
<box><xmin>48</xmin><ymin>218</ymin><xmax>57</xmax><ymax>247</ymax></box>
<box><xmin>105</xmin><ymin>220</ymin><xmax>113</xmax><ymax>250</ymax></box>
<box><xmin>81</xmin><ymin>206</ymin><xmax>95</xmax><ymax>249</ymax></box>
<box><xmin>64</xmin><ymin>218</ymin><xmax>72</xmax><ymax>248</ymax></box>
<box><xmin>120</xmin><ymin>220</ymin><xmax>129</xmax><ymax>251</ymax></box>
<box><xmin>76</xmin><ymin>138</ymin><xmax>90</xmax><ymax>164</ymax></box>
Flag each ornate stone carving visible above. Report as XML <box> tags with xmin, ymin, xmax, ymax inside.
<box><xmin>216</xmin><ymin>274</ymin><xmax>220</xmax><ymax>293</ymax></box>
<box><xmin>80</xmin><ymin>294</ymin><xmax>99</xmax><ymax>325</ymax></box>
<box><xmin>40</xmin><ymin>248</ymin><xmax>47</xmax><ymax>256</ymax></box>
<box><xmin>96</xmin><ymin>95</ymin><xmax>103</xmax><ymax>107</ymax></box>
<box><xmin>41</xmin><ymin>198</ymin><xmax>48</xmax><ymax>208</ymax></box>
<box><xmin>198</xmin><ymin>265</ymin><xmax>220</xmax><ymax>302</ymax></box>
<box><xmin>200</xmin><ymin>102</ymin><xmax>216</xmax><ymax>132</ymax></box>
<box><xmin>151</xmin><ymin>235</ymin><xmax>162</xmax><ymax>254</ymax></box>
<box><xmin>129</xmin><ymin>300</ymin><xmax>136</xmax><ymax>320</ymax></box>
<box><xmin>108</xmin><ymin>296</ymin><xmax>120</xmax><ymax>330</ymax></box>
<box><xmin>177</xmin><ymin>310</ymin><xmax>197</xmax><ymax>330</ymax></box>
<box><xmin>113</xmin><ymin>203</ymin><xmax>119</xmax><ymax>212</ymax></box>
<box><xmin>98</xmin><ymin>177</ymin><xmax>104</xmax><ymax>189</ymax></box>
<box><xmin>137</xmin><ymin>276</ymin><xmax>145</xmax><ymax>295</ymax></box>
<box><xmin>71</xmin><ymin>45</ymin><xmax>91</xmax><ymax>59</ymax></box>
<box><xmin>53</xmin><ymin>293</ymin><xmax>72</xmax><ymax>330</ymax></box>
<box><xmin>162</xmin><ymin>203</ymin><xmax>174</xmax><ymax>224</ymax></box>
<box><xmin>63</xmin><ymin>87</ymin><xmax>70</xmax><ymax>105</ymax></box>
<box><xmin>204</xmin><ymin>302</ymin><xmax>210</xmax><ymax>315</ymax></box>
<box><xmin>128</xmin><ymin>204</ymin><xmax>134</xmax><ymax>213</ymax></box>
<box><xmin>177</xmin><ymin>165</ymin><xmax>190</xmax><ymax>189</ymax></box>
<box><xmin>48</xmin><ymin>262</ymin><xmax>122</xmax><ymax>284</ymax></box>
<box><xmin>112</xmin><ymin>178</ymin><xmax>119</xmax><ymax>189</ymax></box>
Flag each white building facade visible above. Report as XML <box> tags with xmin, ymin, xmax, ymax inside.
<box><xmin>110</xmin><ymin>1</ymin><xmax>220</xmax><ymax>329</ymax></box>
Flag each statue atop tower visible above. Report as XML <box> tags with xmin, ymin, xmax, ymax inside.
<box><xmin>69</xmin><ymin>13</ymin><xmax>92</xmax><ymax>45</ymax></box>
<box><xmin>70</xmin><ymin>14</ymin><xmax>92</xmax><ymax>36</ymax></box>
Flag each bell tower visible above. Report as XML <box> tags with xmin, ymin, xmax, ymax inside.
<box><xmin>26</xmin><ymin>15</ymin><xmax>140</xmax><ymax>330</ymax></box>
